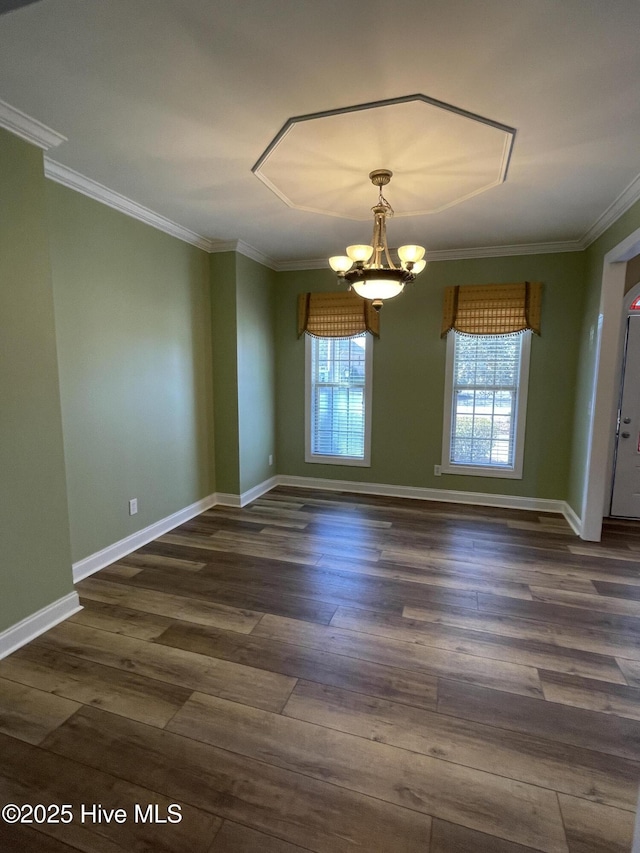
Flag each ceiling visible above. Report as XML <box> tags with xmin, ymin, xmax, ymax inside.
<box><xmin>1</xmin><ymin>0</ymin><xmax>640</xmax><ymax>267</ymax></box>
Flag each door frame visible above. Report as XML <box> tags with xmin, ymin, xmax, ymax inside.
<box><xmin>581</xmin><ymin>225</ymin><xmax>640</xmax><ymax>540</ymax></box>
<box><xmin>605</xmin><ymin>283</ymin><xmax>640</xmax><ymax>516</ymax></box>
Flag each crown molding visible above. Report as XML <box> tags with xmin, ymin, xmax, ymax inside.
<box><xmin>43</xmin><ymin>158</ymin><xmax>212</xmax><ymax>251</ymax></box>
<box><xmin>5</xmin><ymin>97</ymin><xmax>640</xmax><ymax>262</ymax></box>
<box><xmin>580</xmin><ymin>171</ymin><xmax>640</xmax><ymax>249</ymax></box>
<box><xmin>209</xmin><ymin>238</ymin><xmax>277</xmax><ymax>269</ymax></box>
<box><xmin>275</xmin><ymin>240</ymin><xmax>584</xmax><ymax>271</ymax></box>
<box><xmin>425</xmin><ymin>240</ymin><xmax>584</xmax><ymax>260</ymax></box>
<box><xmin>0</xmin><ymin>98</ymin><xmax>67</xmax><ymax>150</ymax></box>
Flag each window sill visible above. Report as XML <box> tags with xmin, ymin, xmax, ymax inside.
<box><xmin>440</xmin><ymin>463</ymin><xmax>523</xmax><ymax>480</ymax></box>
<box><xmin>305</xmin><ymin>454</ymin><xmax>371</xmax><ymax>467</ymax></box>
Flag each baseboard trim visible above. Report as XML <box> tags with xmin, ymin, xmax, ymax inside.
<box><xmin>561</xmin><ymin>502</ymin><xmax>583</xmax><ymax>537</ymax></box>
<box><xmin>214</xmin><ymin>492</ymin><xmax>242</xmax><ymax>508</ymax></box>
<box><xmin>72</xmin><ymin>493</ymin><xmax>217</xmax><ymax>583</ymax></box>
<box><xmin>238</xmin><ymin>476</ymin><xmax>279</xmax><ymax>507</ymax></box>
<box><xmin>276</xmin><ymin>474</ymin><xmax>569</xmax><ymax>516</ymax></box>
<box><xmin>215</xmin><ymin>477</ymin><xmax>279</xmax><ymax>508</ymax></box>
<box><xmin>0</xmin><ymin>591</ymin><xmax>81</xmax><ymax>661</ymax></box>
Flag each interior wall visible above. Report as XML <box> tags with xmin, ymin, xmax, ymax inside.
<box><xmin>275</xmin><ymin>251</ymin><xmax>586</xmax><ymax>501</ymax></box>
<box><xmin>48</xmin><ymin>181</ymin><xmax>215</xmax><ymax>564</ymax></box>
<box><xmin>210</xmin><ymin>251</ymin><xmax>241</xmax><ymax>495</ymax></box>
<box><xmin>0</xmin><ymin>129</ymin><xmax>74</xmax><ymax>632</ymax></box>
<box><xmin>236</xmin><ymin>253</ymin><xmax>277</xmax><ymax>493</ymax></box>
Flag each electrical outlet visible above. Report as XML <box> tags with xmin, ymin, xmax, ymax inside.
<box><xmin>129</xmin><ymin>498</ymin><xmax>138</xmax><ymax>515</ymax></box>
<box><xmin>268</xmin><ymin>454</ymin><xmax>273</xmax><ymax>466</ymax></box>
<box><xmin>434</xmin><ymin>464</ymin><xmax>442</xmax><ymax>477</ymax></box>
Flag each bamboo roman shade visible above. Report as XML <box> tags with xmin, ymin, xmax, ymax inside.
<box><xmin>441</xmin><ymin>281</ymin><xmax>542</xmax><ymax>337</ymax></box>
<box><xmin>297</xmin><ymin>291</ymin><xmax>380</xmax><ymax>338</ymax></box>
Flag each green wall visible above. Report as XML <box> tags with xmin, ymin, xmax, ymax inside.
<box><xmin>0</xmin><ymin>129</ymin><xmax>74</xmax><ymax>632</ymax></box>
<box><xmin>567</xmin><ymin>198</ymin><xmax>640</xmax><ymax>515</ymax></box>
<box><xmin>236</xmin><ymin>254</ymin><xmax>276</xmax><ymax>493</ymax></box>
<box><xmin>48</xmin><ymin>182</ymin><xmax>214</xmax><ymax>563</ymax></box>
<box><xmin>275</xmin><ymin>252</ymin><xmax>586</xmax><ymax>500</ymax></box>
<box><xmin>210</xmin><ymin>252</ymin><xmax>240</xmax><ymax>495</ymax></box>
<box><xmin>210</xmin><ymin>252</ymin><xmax>276</xmax><ymax>495</ymax></box>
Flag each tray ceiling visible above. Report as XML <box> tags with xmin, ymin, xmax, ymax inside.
<box><xmin>1</xmin><ymin>0</ymin><xmax>640</xmax><ymax>264</ymax></box>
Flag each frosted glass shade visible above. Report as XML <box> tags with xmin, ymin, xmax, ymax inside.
<box><xmin>346</xmin><ymin>244</ymin><xmax>374</xmax><ymax>263</ymax></box>
<box><xmin>329</xmin><ymin>255</ymin><xmax>353</xmax><ymax>273</ymax></box>
<box><xmin>351</xmin><ymin>279</ymin><xmax>405</xmax><ymax>301</ymax></box>
<box><xmin>411</xmin><ymin>259</ymin><xmax>427</xmax><ymax>274</ymax></box>
<box><xmin>397</xmin><ymin>244</ymin><xmax>426</xmax><ymax>264</ymax></box>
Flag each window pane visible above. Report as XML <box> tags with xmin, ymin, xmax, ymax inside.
<box><xmin>450</xmin><ymin>334</ymin><xmax>523</xmax><ymax>469</ymax></box>
<box><xmin>310</xmin><ymin>334</ymin><xmax>368</xmax><ymax>460</ymax></box>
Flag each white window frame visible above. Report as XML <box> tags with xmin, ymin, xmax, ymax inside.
<box><xmin>441</xmin><ymin>331</ymin><xmax>531</xmax><ymax>479</ymax></box>
<box><xmin>305</xmin><ymin>333</ymin><xmax>373</xmax><ymax>467</ymax></box>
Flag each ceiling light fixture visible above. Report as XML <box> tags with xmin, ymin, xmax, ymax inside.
<box><xmin>329</xmin><ymin>169</ymin><xmax>426</xmax><ymax>310</ymax></box>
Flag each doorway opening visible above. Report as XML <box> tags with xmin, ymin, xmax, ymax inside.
<box><xmin>610</xmin><ymin>280</ymin><xmax>640</xmax><ymax>517</ymax></box>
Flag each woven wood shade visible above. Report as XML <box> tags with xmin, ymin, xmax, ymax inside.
<box><xmin>441</xmin><ymin>281</ymin><xmax>542</xmax><ymax>337</ymax></box>
<box><xmin>297</xmin><ymin>291</ymin><xmax>380</xmax><ymax>338</ymax></box>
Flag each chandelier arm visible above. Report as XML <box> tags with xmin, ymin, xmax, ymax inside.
<box><xmin>371</xmin><ymin>213</ymin><xmax>383</xmax><ymax>268</ymax></box>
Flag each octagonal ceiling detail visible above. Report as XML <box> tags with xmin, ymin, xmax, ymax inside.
<box><xmin>252</xmin><ymin>95</ymin><xmax>516</xmax><ymax>220</ymax></box>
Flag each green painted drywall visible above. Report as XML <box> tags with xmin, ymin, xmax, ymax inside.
<box><xmin>236</xmin><ymin>253</ymin><xmax>276</xmax><ymax>493</ymax></box>
<box><xmin>275</xmin><ymin>252</ymin><xmax>585</xmax><ymax>500</ymax></box>
<box><xmin>47</xmin><ymin>182</ymin><xmax>214</xmax><ymax>563</ymax></box>
<box><xmin>210</xmin><ymin>251</ymin><xmax>241</xmax><ymax>495</ymax></box>
<box><xmin>567</xmin><ymin>198</ymin><xmax>640</xmax><ymax>516</ymax></box>
<box><xmin>0</xmin><ymin>129</ymin><xmax>74</xmax><ymax>632</ymax></box>
<box><xmin>210</xmin><ymin>252</ymin><xmax>276</xmax><ymax>496</ymax></box>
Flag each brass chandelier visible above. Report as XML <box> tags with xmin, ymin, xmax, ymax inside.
<box><xmin>329</xmin><ymin>169</ymin><xmax>426</xmax><ymax>310</ymax></box>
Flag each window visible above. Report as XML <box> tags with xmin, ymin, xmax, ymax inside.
<box><xmin>305</xmin><ymin>333</ymin><xmax>372</xmax><ymax>466</ymax></box>
<box><xmin>442</xmin><ymin>331</ymin><xmax>531</xmax><ymax>478</ymax></box>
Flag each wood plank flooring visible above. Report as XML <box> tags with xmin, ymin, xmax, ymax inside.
<box><xmin>0</xmin><ymin>487</ymin><xmax>639</xmax><ymax>852</ymax></box>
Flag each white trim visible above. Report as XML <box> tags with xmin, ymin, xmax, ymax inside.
<box><xmin>237</xmin><ymin>476</ymin><xmax>279</xmax><ymax>507</ymax></box>
<box><xmin>214</xmin><ymin>492</ymin><xmax>242</xmax><ymax>508</ymax></box>
<box><xmin>72</xmin><ymin>493</ymin><xmax>217</xmax><ymax>582</ymax></box>
<box><xmin>0</xmin><ymin>98</ymin><xmax>67</xmax><ymax>150</ymax></box>
<box><xmin>209</xmin><ymin>239</ymin><xmax>278</xmax><ymax>270</ymax></box>
<box><xmin>426</xmin><ymin>242</ymin><xmax>585</xmax><ymax>261</ymax></box>
<box><xmin>276</xmin><ymin>473</ymin><xmax>570</xmax><ymax>516</ymax></box>
<box><xmin>0</xmin><ymin>591</ymin><xmax>81</xmax><ymax>661</ymax></box>
<box><xmin>305</xmin><ymin>333</ymin><xmax>373</xmax><ymax>467</ymax></box>
<box><xmin>581</xmin><ymin>171</ymin><xmax>640</xmax><ymax>249</ymax></box>
<box><xmin>561</xmin><ymin>501</ymin><xmax>583</xmax><ymax>537</ymax></box>
<box><xmin>581</xmin><ymin>255</ymin><xmax>634</xmax><ymax>540</ymax></box>
<box><xmin>43</xmin><ymin>159</ymin><xmax>212</xmax><ymax>251</ymax></box>
<box><xmin>214</xmin><ymin>477</ymin><xmax>279</xmax><ymax>508</ymax></box>
<box><xmin>441</xmin><ymin>331</ymin><xmax>531</xmax><ymax>479</ymax></box>
<box><xmin>277</xmin><ymin>242</ymin><xmax>584</xmax><ymax>270</ymax></box>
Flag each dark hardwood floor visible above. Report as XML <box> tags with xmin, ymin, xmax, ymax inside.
<box><xmin>1</xmin><ymin>487</ymin><xmax>639</xmax><ymax>851</ymax></box>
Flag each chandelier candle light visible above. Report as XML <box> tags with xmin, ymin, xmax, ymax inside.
<box><xmin>329</xmin><ymin>169</ymin><xmax>426</xmax><ymax>310</ymax></box>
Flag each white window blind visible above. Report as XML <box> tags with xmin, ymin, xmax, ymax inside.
<box><xmin>442</xmin><ymin>332</ymin><xmax>531</xmax><ymax>478</ymax></box>
<box><xmin>305</xmin><ymin>334</ymin><xmax>372</xmax><ymax>466</ymax></box>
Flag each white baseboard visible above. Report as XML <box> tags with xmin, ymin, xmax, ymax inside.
<box><xmin>214</xmin><ymin>492</ymin><xmax>242</xmax><ymax>508</ymax></box>
<box><xmin>238</xmin><ymin>476</ymin><xmax>279</xmax><ymax>507</ymax></box>
<box><xmin>561</xmin><ymin>502</ymin><xmax>583</xmax><ymax>537</ymax></box>
<box><xmin>215</xmin><ymin>476</ymin><xmax>278</xmax><ymax>508</ymax></box>
<box><xmin>276</xmin><ymin>474</ymin><xmax>570</xmax><ymax>516</ymax></box>
<box><xmin>72</xmin><ymin>493</ymin><xmax>217</xmax><ymax>582</ymax></box>
<box><xmin>0</xmin><ymin>591</ymin><xmax>81</xmax><ymax>660</ymax></box>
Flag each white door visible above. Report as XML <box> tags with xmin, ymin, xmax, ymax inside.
<box><xmin>611</xmin><ymin>314</ymin><xmax>640</xmax><ymax>517</ymax></box>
